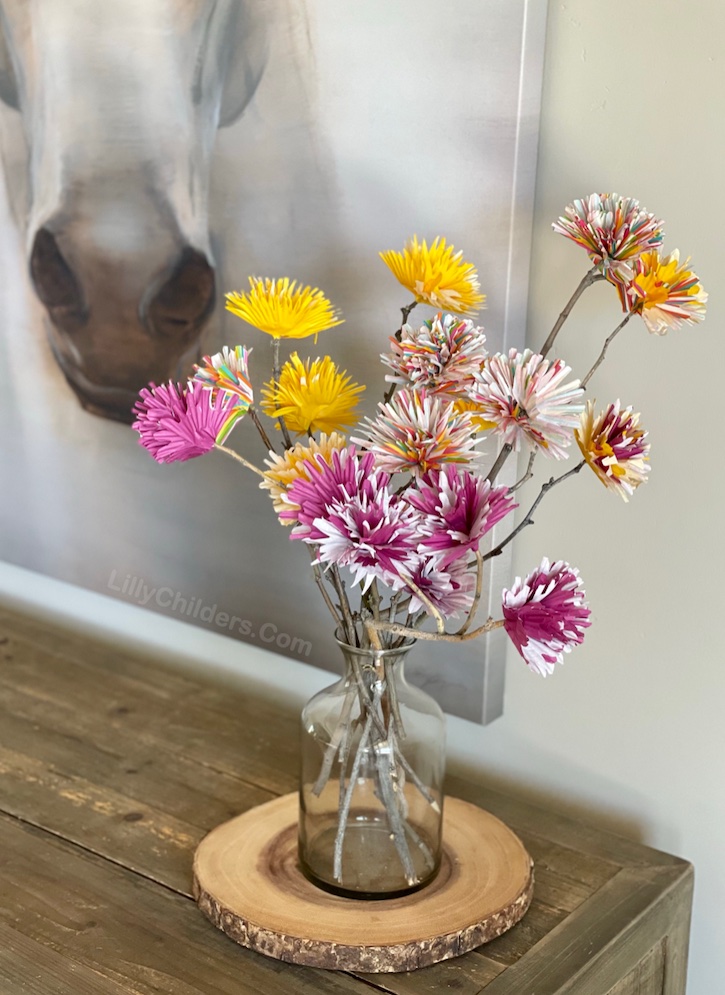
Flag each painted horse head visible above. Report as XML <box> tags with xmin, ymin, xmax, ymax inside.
<box><xmin>0</xmin><ymin>0</ymin><xmax>267</xmax><ymax>421</ymax></box>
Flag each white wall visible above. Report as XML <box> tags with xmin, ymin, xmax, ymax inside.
<box><xmin>0</xmin><ymin>1</ymin><xmax>721</xmax><ymax>991</ymax></box>
<box><xmin>445</xmin><ymin>2</ymin><xmax>724</xmax><ymax>992</ymax></box>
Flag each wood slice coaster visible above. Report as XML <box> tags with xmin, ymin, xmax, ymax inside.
<box><xmin>193</xmin><ymin>793</ymin><xmax>533</xmax><ymax>973</ymax></box>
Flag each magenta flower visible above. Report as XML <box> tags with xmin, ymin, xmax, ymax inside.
<box><xmin>552</xmin><ymin>193</ymin><xmax>664</xmax><ymax>289</ymax></box>
<box><xmin>283</xmin><ymin>446</ymin><xmax>377</xmax><ymax>535</ymax></box>
<box><xmin>381</xmin><ymin>312</ymin><xmax>488</xmax><ymax>400</ymax></box>
<box><xmin>133</xmin><ymin>381</ymin><xmax>241</xmax><ymax>463</ymax></box>
<box><xmin>405</xmin><ymin>466</ymin><xmax>516</xmax><ymax>568</ymax></box>
<box><xmin>576</xmin><ymin>400</ymin><xmax>650</xmax><ymax>501</ymax></box>
<box><xmin>405</xmin><ymin>553</ymin><xmax>475</xmax><ymax>618</ymax></box>
<box><xmin>353</xmin><ymin>388</ymin><xmax>478</xmax><ymax>478</ymax></box>
<box><xmin>310</xmin><ymin>477</ymin><xmax>420</xmax><ymax>592</ymax></box>
<box><xmin>502</xmin><ymin>558</ymin><xmax>591</xmax><ymax>676</ymax></box>
<box><xmin>469</xmin><ymin>349</ymin><xmax>583</xmax><ymax>459</ymax></box>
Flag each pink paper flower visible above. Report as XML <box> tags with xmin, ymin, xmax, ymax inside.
<box><xmin>469</xmin><ymin>349</ymin><xmax>583</xmax><ymax>459</ymax></box>
<box><xmin>283</xmin><ymin>446</ymin><xmax>377</xmax><ymax>536</ymax></box>
<box><xmin>132</xmin><ymin>380</ymin><xmax>241</xmax><ymax>463</ymax></box>
<box><xmin>353</xmin><ymin>388</ymin><xmax>478</xmax><ymax>478</ymax></box>
<box><xmin>405</xmin><ymin>554</ymin><xmax>476</xmax><ymax>619</ymax></box>
<box><xmin>405</xmin><ymin>466</ymin><xmax>516</xmax><ymax>568</ymax></box>
<box><xmin>502</xmin><ymin>558</ymin><xmax>591</xmax><ymax>676</ymax></box>
<box><xmin>552</xmin><ymin>193</ymin><xmax>664</xmax><ymax>289</ymax></box>
<box><xmin>381</xmin><ymin>312</ymin><xmax>488</xmax><ymax>400</ymax></box>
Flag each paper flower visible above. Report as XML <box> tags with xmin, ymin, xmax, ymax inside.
<box><xmin>576</xmin><ymin>400</ymin><xmax>650</xmax><ymax>501</ymax></box>
<box><xmin>468</xmin><ymin>349</ymin><xmax>583</xmax><ymax>459</ymax></box>
<box><xmin>261</xmin><ymin>353</ymin><xmax>364</xmax><ymax>436</ymax></box>
<box><xmin>381</xmin><ymin>312</ymin><xmax>488</xmax><ymax>399</ymax></box>
<box><xmin>627</xmin><ymin>250</ymin><xmax>707</xmax><ymax>334</ymax></box>
<box><xmin>354</xmin><ymin>388</ymin><xmax>479</xmax><ymax>478</ymax></box>
<box><xmin>380</xmin><ymin>236</ymin><xmax>485</xmax><ymax>316</ymax></box>
<box><xmin>133</xmin><ymin>381</ymin><xmax>241</xmax><ymax>463</ymax></box>
<box><xmin>405</xmin><ymin>554</ymin><xmax>476</xmax><ymax>618</ymax></box>
<box><xmin>260</xmin><ymin>432</ymin><xmax>348</xmax><ymax>524</ymax></box>
<box><xmin>284</xmin><ymin>446</ymin><xmax>376</xmax><ymax>537</ymax></box>
<box><xmin>552</xmin><ymin>193</ymin><xmax>664</xmax><ymax>288</ymax></box>
<box><xmin>226</xmin><ymin>277</ymin><xmax>344</xmax><ymax>341</ymax></box>
<box><xmin>311</xmin><ymin>479</ymin><xmax>421</xmax><ymax>593</ymax></box>
<box><xmin>502</xmin><ymin>558</ymin><xmax>591</xmax><ymax>676</ymax></box>
<box><xmin>193</xmin><ymin>345</ymin><xmax>254</xmax><ymax>412</ymax></box>
<box><xmin>405</xmin><ymin>466</ymin><xmax>516</xmax><ymax>568</ymax></box>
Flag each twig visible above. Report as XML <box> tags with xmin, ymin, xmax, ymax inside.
<box><xmin>311</xmin><ymin>682</ymin><xmax>357</xmax><ymax>797</ymax></box>
<box><xmin>540</xmin><ymin>267</ymin><xmax>605</xmax><ymax>358</ymax></box>
<box><xmin>509</xmin><ymin>450</ymin><xmax>537</xmax><ymax>493</ymax></box>
<box><xmin>581</xmin><ymin>312</ymin><xmax>634</xmax><ymax>389</ymax></box>
<box><xmin>382</xmin><ymin>299</ymin><xmax>418</xmax><ymax>403</ymax></box>
<box><xmin>249</xmin><ymin>406</ymin><xmax>275</xmax><ymax>453</ymax></box>
<box><xmin>271</xmin><ymin>337</ymin><xmax>293</xmax><ymax>449</ymax></box>
<box><xmin>372</xmin><ymin>616</ymin><xmax>504</xmax><ymax>643</ymax></box>
<box><xmin>213</xmin><ymin>444</ymin><xmax>265</xmax><ymax>477</ymax></box>
<box><xmin>399</xmin><ymin>574</ymin><xmax>445</xmax><ymax>634</ymax></box>
<box><xmin>333</xmin><ymin>711</ymin><xmax>373</xmax><ymax>882</ymax></box>
<box><xmin>331</xmin><ymin>566</ymin><xmax>357</xmax><ymax>646</ymax></box>
<box><xmin>457</xmin><ymin>552</ymin><xmax>483</xmax><ymax>636</ymax></box>
<box><xmin>484</xmin><ymin>459</ymin><xmax>586</xmax><ymax>562</ymax></box>
<box><xmin>486</xmin><ymin>443</ymin><xmax>513</xmax><ymax>484</ymax></box>
<box><xmin>308</xmin><ymin>549</ymin><xmax>343</xmax><ymax>628</ymax></box>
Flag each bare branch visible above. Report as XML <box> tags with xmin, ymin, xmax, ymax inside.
<box><xmin>509</xmin><ymin>450</ymin><xmax>537</xmax><ymax>493</ymax></box>
<box><xmin>581</xmin><ymin>312</ymin><xmax>634</xmax><ymax>389</ymax></box>
<box><xmin>213</xmin><ymin>444</ymin><xmax>265</xmax><ymax>477</ymax></box>
<box><xmin>540</xmin><ymin>266</ymin><xmax>605</xmax><ymax>358</ymax></box>
<box><xmin>456</xmin><ymin>552</ymin><xmax>483</xmax><ymax>636</ymax></box>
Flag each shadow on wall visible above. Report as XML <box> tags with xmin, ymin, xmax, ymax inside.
<box><xmin>0</xmin><ymin>0</ymin><xmax>269</xmax><ymax>422</ymax></box>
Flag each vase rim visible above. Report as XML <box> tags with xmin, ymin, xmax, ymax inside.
<box><xmin>334</xmin><ymin>629</ymin><xmax>416</xmax><ymax>657</ymax></box>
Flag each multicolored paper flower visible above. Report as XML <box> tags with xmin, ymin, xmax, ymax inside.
<box><xmin>404</xmin><ymin>554</ymin><xmax>476</xmax><ymax>619</ymax></box>
<box><xmin>260</xmin><ymin>432</ymin><xmax>348</xmax><ymax>524</ymax></box>
<box><xmin>502</xmin><ymin>558</ymin><xmax>591</xmax><ymax>676</ymax></box>
<box><xmin>132</xmin><ymin>380</ymin><xmax>241</xmax><ymax>463</ymax></box>
<box><xmin>576</xmin><ymin>400</ymin><xmax>650</xmax><ymax>501</ymax></box>
<box><xmin>380</xmin><ymin>236</ymin><xmax>485</xmax><ymax>316</ymax></box>
<box><xmin>468</xmin><ymin>349</ymin><xmax>583</xmax><ymax>458</ymax></box>
<box><xmin>552</xmin><ymin>193</ymin><xmax>664</xmax><ymax>287</ymax></box>
<box><xmin>405</xmin><ymin>466</ymin><xmax>516</xmax><ymax>568</ymax></box>
<box><xmin>627</xmin><ymin>250</ymin><xmax>707</xmax><ymax>334</ymax></box>
<box><xmin>226</xmin><ymin>277</ymin><xmax>344</xmax><ymax>341</ymax></box>
<box><xmin>381</xmin><ymin>312</ymin><xmax>488</xmax><ymax>400</ymax></box>
<box><xmin>261</xmin><ymin>353</ymin><xmax>364</xmax><ymax>436</ymax></box>
<box><xmin>193</xmin><ymin>345</ymin><xmax>254</xmax><ymax>412</ymax></box>
<box><xmin>354</xmin><ymin>388</ymin><xmax>479</xmax><ymax>478</ymax></box>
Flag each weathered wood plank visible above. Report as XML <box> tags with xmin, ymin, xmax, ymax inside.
<box><xmin>0</xmin><ymin>812</ymin><xmax>381</xmax><ymax>995</ymax></box>
<box><xmin>605</xmin><ymin>941</ymin><xmax>665</xmax><ymax>995</ymax></box>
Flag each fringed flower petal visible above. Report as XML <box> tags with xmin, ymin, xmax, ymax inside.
<box><xmin>575</xmin><ymin>400</ymin><xmax>650</xmax><ymax>501</ymax></box>
<box><xmin>133</xmin><ymin>381</ymin><xmax>241</xmax><ymax>462</ymax></box>
<box><xmin>226</xmin><ymin>277</ymin><xmax>344</xmax><ymax>341</ymax></box>
<box><xmin>380</xmin><ymin>236</ymin><xmax>485</xmax><ymax>316</ymax></box>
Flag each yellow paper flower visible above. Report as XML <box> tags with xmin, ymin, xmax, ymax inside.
<box><xmin>261</xmin><ymin>432</ymin><xmax>348</xmax><ymax>523</ymax></box>
<box><xmin>628</xmin><ymin>250</ymin><xmax>707</xmax><ymax>335</ymax></box>
<box><xmin>454</xmin><ymin>398</ymin><xmax>497</xmax><ymax>434</ymax></box>
<box><xmin>262</xmin><ymin>354</ymin><xmax>364</xmax><ymax>436</ymax></box>
<box><xmin>380</xmin><ymin>236</ymin><xmax>485</xmax><ymax>316</ymax></box>
<box><xmin>225</xmin><ymin>277</ymin><xmax>344</xmax><ymax>341</ymax></box>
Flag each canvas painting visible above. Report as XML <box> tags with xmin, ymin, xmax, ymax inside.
<box><xmin>0</xmin><ymin>0</ymin><xmax>547</xmax><ymax>722</ymax></box>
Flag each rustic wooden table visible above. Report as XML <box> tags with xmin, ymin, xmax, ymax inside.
<box><xmin>0</xmin><ymin>606</ymin><xmax>693</xmax><ymax>995</ymax></box>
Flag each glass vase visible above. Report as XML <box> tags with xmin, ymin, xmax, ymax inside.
<box><xmin>299</xmin><ymin>635</ymin><xmax>445</xmax><ymax>899</ymax></box>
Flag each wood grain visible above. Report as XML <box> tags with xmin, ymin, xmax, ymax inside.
<box><xmin>193</xmin><ymin>793</ymin><xmax>533</xmax><ymax>972</ymax></box>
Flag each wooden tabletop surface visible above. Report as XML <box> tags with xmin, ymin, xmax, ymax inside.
<box><xmin>0</xmin><ymin>606</ymin><xmax>693</xmax><ymax>995</ymax></box>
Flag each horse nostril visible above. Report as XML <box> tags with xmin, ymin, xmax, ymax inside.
<box><xmin>143</xmin><ymin>247</ymin><xmax>215</xmax><ymax>341</ymax></box>
<box><xmin>29</xmin><ymin>227</ymin><xmax>88</xmax><ymax>330</ymax></box>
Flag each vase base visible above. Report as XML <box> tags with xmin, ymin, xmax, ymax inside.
<box><xmin>193</xmin><ymin>792</ymin><xmax>534</xmax><ymax>973</ymax></box>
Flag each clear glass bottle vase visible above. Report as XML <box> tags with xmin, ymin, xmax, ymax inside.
<box><xmin>299</xmin><ymin>636</ymin><xmax>445</xmax><ymax>899</ymax></box>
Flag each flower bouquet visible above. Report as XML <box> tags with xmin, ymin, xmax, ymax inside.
<box><xmin>134</xmin><ymin>193</ymin><xmax>706</xmax><ymax>898</ymax></box>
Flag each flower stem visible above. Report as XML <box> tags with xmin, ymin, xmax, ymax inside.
<box><xmin>484</xmin><ymin>459</ymin><xmax>586</xmax><ymax>562</ymax></box>
<box><xmin>509</xmin><ymin>450</ymin><xmax>537</xmax><ymax>493</ymax></box>
<box><xmin>249</xmin><ymin>406</ymin><xmax>275</xmax><ymax>454</ymax></box>
<box><xmin>372</xmin><ymin>616</ymin><xmax>504</xmax><ymax>643</ymax></box>
<box><xmin>457</xmin><ymin>552</ymin><xmax>483</xmax><ymax>636</ymax></box>
<box><xmin>581</xmin><ymin>312</ymin><xmax>634</xmax><ymax>389</ymax></box>
<box><xmin>486</xmin><ymin>442</ymin><xmax>513</xmax><ymax>484</ymax></box>
<box><xmin>213</xmin><ymin>443</ymin><xmax>265</xmax><ymax>477</ymax></box>
<box><xmin>382</xmin><ymin>299</ymin><xmax>418</xmax><ymax>404</ymax></box>
<box><xmin>540</xmin><ymin>266</ymin><xmax>605</xmax><ymax>358</ymax></box>
<box><xmin>271</xmin><ymin>337</ymin><xmax>294</xmax><ymax>449</ymax></box>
